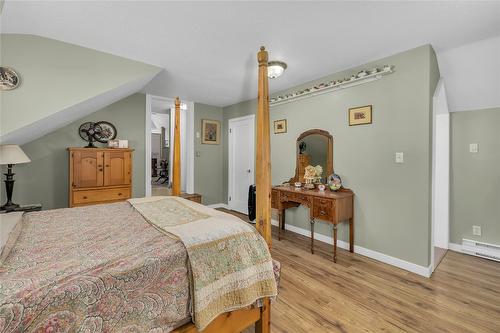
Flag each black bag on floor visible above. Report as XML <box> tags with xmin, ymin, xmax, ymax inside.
<box><xmin>248</xmin><ymin>184</ymin><xmax>256</xmax><ymax>222</ymax></box>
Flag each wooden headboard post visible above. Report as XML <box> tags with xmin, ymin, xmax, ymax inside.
<box><xmin>172</xmin><ymin>96</ymin><xmax>181</xmax><ymax>196</ymax></box>
<box><xmin>255</xmin><ymin>46</ymin><xmax>272</xmax><ymax>333</ymax></box>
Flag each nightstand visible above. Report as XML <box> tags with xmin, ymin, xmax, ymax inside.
<box><xmin>0</xmin><ymin>204</ymin><xmax>42</xmax><ymax>214</ymax></box>
<box><xmin>180</xmin><ymin>193</ymin><xmax>202</xmax><ymax>204</ymax></box>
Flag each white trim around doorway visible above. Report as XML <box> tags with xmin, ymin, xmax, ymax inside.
<box><xmin>145</xmin><ymin>94</ymin><xmax>194</xmax><ymax>197</ymax></box>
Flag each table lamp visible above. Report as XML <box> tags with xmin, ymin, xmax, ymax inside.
<box><xmin>0</xmin><ymin>144</ymin><xmax>31</xmax><ymax>211</ymax></box>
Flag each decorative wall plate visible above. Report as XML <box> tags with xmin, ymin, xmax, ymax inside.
<box><xmin>94</xmin><ymin>121</ymin><xmax>117</xmax><ymax>143</ymax></box>
<box><xmin>0</xmin><ymin>67</ymin><xmax>20</xmax><ymax>91</ymax></box>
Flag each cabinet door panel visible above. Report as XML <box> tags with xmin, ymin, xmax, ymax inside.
<box><xmin>104</xmin><ymin>151</ymin><xmax>131</xmax><ymax>186</ymax></box>
<box><xmin>73</xmin><ymin>151</ymin><xmax>104</xmax><ymax>188</ymax></box>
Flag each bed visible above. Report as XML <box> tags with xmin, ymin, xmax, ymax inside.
<box><xmin>0</xmin><ymin>46</ymin><xmax>275</xmax><ymax>333</ymax></box>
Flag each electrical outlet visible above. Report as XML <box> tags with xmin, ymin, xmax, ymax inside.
<box><xmin>469</xmin><ymin>143</ymin><xmax>478</xmax><ymax>153</ymax></box>
<box><xmin>472</xmin><ymin>225</ymin><xmax>482</xmax><ymax>236</ymax></box>
<box><xmin>395</xmin><ymin>152</ymin><xmax>404</xmax><ymax>163</ymax></box>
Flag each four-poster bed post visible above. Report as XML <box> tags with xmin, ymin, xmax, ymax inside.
<box><xmin>255</xmin><ymin>46</ymin><xmax>272</xmax><ymax>333</ymax></box>
<box><xmin>172</xmin><ymin>96</ymin><xmax>181</xmax><ymax>196</ymax></box>
<box><xmin>171</xmin><ymin>46</ymin><xmax>272</xmax><ymax>333</ymax></box>
<box><xmin>255</xmin><ymin>46</ymin><xmax>272</xmax><ymax>248</ymax></box>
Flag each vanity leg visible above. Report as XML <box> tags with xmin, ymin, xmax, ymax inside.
<box><xmin>281</xmin><ymin>209</ymin><xmax>286</xmax><ymax>230</ymax></box>
<box><xmin>277</xmin><ymin>211</ymin><xmax>282</xmax><ymax>241</ymax></box>
<box><xmin>349</xmin><ymin>217</ymin><xmax>354</xmax><ymax>253</ymax></box>
<box><xmin>333</xmin><ymin>224</ymin><xmax>338</xmax><ymax>263</ymax></box>
<box><xmin>310</xmin><ymin>219</ymin><xmax>315</xmax><ymax>254</ymax></box>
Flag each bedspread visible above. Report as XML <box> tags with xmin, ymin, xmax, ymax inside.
<box><xmin>0</xmin><ymin>202</ymin><xmax>191</xmax><ymax>333</ymax></box>
<box><xmin>128</xmin><ymin>196</ymin><xmax>277</xmax><ymax>331</ymax></box>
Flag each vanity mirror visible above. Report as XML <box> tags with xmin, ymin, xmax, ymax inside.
<box><xmin>290</xmin><ymin>129</ymin><xmax>333</xmax><ymax>183</ymax></box>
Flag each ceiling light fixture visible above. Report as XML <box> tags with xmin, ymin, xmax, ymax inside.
<box><xmin>267</xmin><ymin>61</ymin><xmax>287</xmax><ymax>79</ymax></box>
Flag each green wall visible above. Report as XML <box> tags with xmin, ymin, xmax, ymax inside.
<box><xmin>223</xmin><ymin>45</ymin><xmax>438</xmax><ymax>267</ymax></box>
<box><xmin>0</xmin><ymin>34</ymin><xmax>159</xmax><ymax>137</ymax></box>
<box><xmin>450</xmin><ymin>108</ymin><xmax>500</xmax><ymax>245</ymax></box>
<box><xmin>1</xmin><ymin>93</ymin><xmax>146</xmax><ymax>210</ymax></box>
<box><xmin>194</xmin><ymin>103</ymin><xmax>224</xmax><ymax>205</ymax></box>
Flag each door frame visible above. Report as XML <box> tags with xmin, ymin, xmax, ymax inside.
<box><xmin>228</xmin><ymin>114</ymin><xmax>255</xmax><ymax>213</ymax></box>
<box><xmin>430</xmin><ymin>78</ymin><xmax>450</xmax><ymax>273</ymax></box>
<box><xmin>145</xmin><ymin>94</ymin><xmax>194</xmax><ymax>196</ymax></box>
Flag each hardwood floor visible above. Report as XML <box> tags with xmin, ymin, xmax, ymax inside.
<box><xmin>151</xmin><ymin>179</ymin><xmax>171</xmax><ymax>196</ymax></box>
<box><xmin>218</xmin><ymin>209</ymin><xmax>500</xmax><ymax>333</ymax></box>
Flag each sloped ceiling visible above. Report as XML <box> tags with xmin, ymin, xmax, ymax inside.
<box><xmin>437</xmin><ymin>36</ymin><xmax>500</xmax><ymax>112</ymax></box>
<box><xmin>0</xmin><ymin>34</ymin><xmax>161</xmax><ymax>144</ymax></box>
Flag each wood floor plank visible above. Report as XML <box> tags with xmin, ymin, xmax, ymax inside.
<box><xmin>218</xmin><ymin>210</ymin><xmax>500</xmax><ymax>333</ymax></box>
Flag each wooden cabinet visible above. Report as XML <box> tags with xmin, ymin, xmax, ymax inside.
<box><xmin>69</xmin><ymin>148</ymin><xmax>133</xmax><ymax>207</ymax></box>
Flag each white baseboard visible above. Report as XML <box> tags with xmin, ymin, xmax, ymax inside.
<box><xmin>271</xmin><ymin>219</ymin><xmax>432</xmax><ymax>278</ymax></box>
<box><xmin>207</xmin><ymin>203</ymin><xmax>230</xmax><ymax>209</ymax></box>
<box><xmin>448</xmin><ymin>242</ymin><xmax>462</xmax><ymax>253</ymax></box>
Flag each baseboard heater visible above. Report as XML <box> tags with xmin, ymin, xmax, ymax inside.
<box><xmin>462</xmin><ymin>239</ymin><xmax>500</xmax><ymax>262</ymax></box>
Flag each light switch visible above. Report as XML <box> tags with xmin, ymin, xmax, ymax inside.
<box><xmin>196</xmin><ymin>132</ymin><xmax>200</xmax><ymax>139</ymax></box>
<box><xmin>395</xmin><ymin>152</ymin><xmax>404</xmax><ymax>164</ymax></box>
<box><xmin>472</xmin><ymin>225</ymin><xmax>481</xmax><ymax>236</ymax></box>
<box><xmin>469</xmin><ymin>143</ymin><xmax>478</xmax><ymax>153</ymax></box>
<box><xmin>196</xmin><ymin>151</ymin><xmax>201</xmax><ymax>157</ymax></box>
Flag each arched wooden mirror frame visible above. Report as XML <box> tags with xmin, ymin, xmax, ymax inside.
<box><xmin>289</xmin><ymin>129</ymin><xmax>334</xmax><ymax>183</ymax></box>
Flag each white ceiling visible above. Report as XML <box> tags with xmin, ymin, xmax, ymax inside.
<box><xmin>2</xmin><ymin>1</ymin><xmax>499</xmax><ymax>107</ymax></box>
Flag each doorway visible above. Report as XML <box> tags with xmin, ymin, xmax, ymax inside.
<box><xmin>145</xmin><ymin>94</ymin><xmax>194</xmax><ymax>197</ymax></box>
<box><xmin>228</xmin><ymin>115</ymin><xmax>255</xmax><ymax>214</ymax></box>
<box><xmin>150</xmin><ymin>108</ymin><xmax>170</xmax><ymax>196</ymax></box>
<box><xmin>431</xmin><ymin>79</ymin><xmax>450</xmax><ymax>272</ymax></box>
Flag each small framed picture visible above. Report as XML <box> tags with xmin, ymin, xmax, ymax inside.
<box><xmin>108</xmin><ymin>139</ymin><xmax>119</xmax><ymax>148</ymax></box>
<box><xmin>202</xmin><ymin>119</ymin><xmax>220</xmax><ymax>145</ymax></box>
<box><xmin>118</xmin><ymin>140</ymin><xmax>129</xmax><ymax>148</ymax></box>
<box><xmin>274</xmin><ymin>119</ymin><xmax>287</xmax><ymax>134</ymax></box>
<box><xmin>349</xmin><ymin>105</ymin><xmax>372</xmax><ymax>126</ymax></box>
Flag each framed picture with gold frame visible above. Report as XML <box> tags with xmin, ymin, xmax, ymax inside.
<box><xmin>201</xmin><ymin>119</ymin><xmax>220</xmax><ymax>144</ymax></box>
<box><xmin>274</xmin><ymin>119</ymin><xmax>287</xmax><ymax>134</ymax></box>
<box><xmin>349</xmin><ymin>105</ymin><xmax>372</xmax><ymax>126</ymax></box>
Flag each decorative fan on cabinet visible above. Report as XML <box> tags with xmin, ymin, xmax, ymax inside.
<box><xmin>78</xmin><ymin>121</ymin><xmax>117</xmax><ymax>148</ymax></box>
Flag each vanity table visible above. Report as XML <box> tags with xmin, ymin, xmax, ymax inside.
<box><xmin>272</xmin><ymin>186</ymin><xmax>354</xmax><ymax>262</ymax></box>
<box><xmin>271</xmin><ymin>129</ymin><xmax>354</xmax><ymax>262</ymax></box>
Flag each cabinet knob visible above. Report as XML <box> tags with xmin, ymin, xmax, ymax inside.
<box><xmin>105</xmin><ymin>164</ymin><xmax>110</xmax><ymax>167</ymax></box>
<box><xmin>83</xmin><ymin>196</ymin><xmax>87</xmax><ymax>199</ymax></box>
<box><xmin>320</xmin><ymin>210</ymin><xmax>326</xmax><ymax>216</ymax></box>
<box><xmin>118</xmin><ymin>193</ymin><xmax>122</xmax><ymax>196</ymax></box>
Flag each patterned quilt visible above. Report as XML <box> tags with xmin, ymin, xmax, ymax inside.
<box><xmin>0</xmin><ymin>200</ymin><xmax>279</xmax><ymax>333</ymax></box>
<box><xmin>0</xmin><ymin>202</ymin><xmax>188</xmax><ymax>332</ymax></box>
<box><xmin>128</xmin><ymin>197</ymin><xmax>277</xmax><ymax>331</ymax></box>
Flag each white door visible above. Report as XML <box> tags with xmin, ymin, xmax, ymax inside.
<box><xmin>228</xmin><ymin>115</ymin><xmax>255</xmax><ymax>213</ymax></box>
